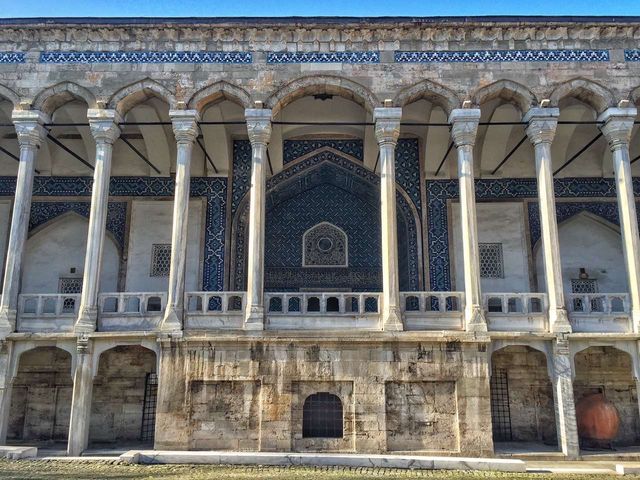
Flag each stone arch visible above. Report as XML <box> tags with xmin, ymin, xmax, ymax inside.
<box><xmin>91</xmin><ymin>339</ymin><xmax>159</xmax><ymax>378</ymax></box>
<box><xmin>265</xmin><ymin>75</ymin><xmax>380</xmax><ymax>116</ymax></box>
<box><xmin>187</xmin><ymin>80</ymin><xmax>252</xmax><ymax>112</ymax></box>
<box><xmin>0</xmin><ymin>83</ymin><xmax>20</xmax><ymax>108</ymax></box>
<box><xmin>32</xmin><ymin>81</ymin><xmax>97</xmax><ymax>115</ymax></box>
<box><xmin>549</xmin><ymin>78</ymin><xmax>616</xmax><ymax>114</ymax></box>
<box><xmin>108</xmin><ymin>78</ymin><xmax>176</xmax><ymax>116</ymax></box>
<box><xmin>393</xmin><ymin>79</ymin><xmax>460</xmax><ymax>116</ymax></box>
<box><xmin>472</xmin><ymin>79</ymin><xmax>537</xmax><ymax>114</ymax></box>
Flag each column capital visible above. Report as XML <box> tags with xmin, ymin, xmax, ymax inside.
<box><xmin>11</xmin><ymin>109</ymin><xmax>49</xmax><ymax>148</ymax></box>
<box><xmin>169</xmin><ymin>109</ymin><xmax>200</xmax><ymax>144</ymax></box>
<box><xmin>448</xmin><ymin>108</ymin><xmax>481</xmax><ymax>147</ymax></box>
<box><xmin>373</xmin><ymin>107</ymin><xmax>402</xmax><ymax>146</ymax></box>
<box><xmin>245</xmin><ymin>108</ymin><xmax>272</xmax><ymax>146</ymax></box>
<box><xmin>524</xmin><ymin>107</ymin><xmax>560</xmax><ymax>145</ymax></box>
<box><xmin>598</xmin><ymin>107</ymin><xmax>638</xmax><ymax>151</ymax></box>
<box><xmin>87</xmin><ymin>109</ymin><xmax>122</xmax><ymax>145</ymax></box>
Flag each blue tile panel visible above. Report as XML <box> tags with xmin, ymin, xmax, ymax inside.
<box><xmin>40</xmin><ymin>51</ymin><xmax>252</xmax><ymax>64</ymax></box>
<box><xmin>0</xmin><ymin>176</ymin><xmax>227</xmax><ymax>291</ymax></box>
<box><xmin>231</xmin><ymin>145</ymin><xmax>421</xmax><ymax>292</ymax></box>
<box><xmin>426</xmin><ymin>177</ymin><xmax>640</xmax><ymax>291</ymax></box>
<box><xmin>395</xmin><ymin>139</ymin><xmax>422</xmax><ymax>216</ymax></box>
<box><xmin>230</xmin><ymin>140</ymin><xmax>253</xmax><ymax>217</ymax></box>
<box><xmin>283</xmin><ymin>139</ymin><xmax>364</xmax><ymax>165</ymax></box>
<box><xmin>395</xmin><ymin>49</ymin><xmax>610</xmax><ymax>63</ymax></box>
<box><xmin>267</xmin><ymin>51</ymin><xmax>380</xmax><ymax>63</ymax></box>
<box><xmin>625</xmin><ymin>50</ymin><xmax>640</xmax><ymax>62</ymax></box>
<box><xmin>0</xmin><ymin>52</ymin><xmax>25</xmax><ymax>63</ymax></box>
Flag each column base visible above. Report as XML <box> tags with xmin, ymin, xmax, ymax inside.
<box><xmin>75</xmin><ymin>305</ymin><xmax>98</xmax><ymax>334</ymax></box>
<box><xmin>465</xmin><ymin>306</ymin><xmax>488</xmax><ymax>332</ymax></box>
<box><xmin>160</xmin><ymin>306</ymin><xmax>183</xmax><ymax>332</ymax></box>
<box><xmin>382</xmin><ymin>307</ymin><xmax>404</xmax><ymax>331</ymax></box>
<box><xmin>550</xmin><ymin>308</ymin><xmax>572</xmax><ymax>334</ymax></box>
<box><xmin>244</xmin><ymin>305</ymin><xmax>264</xmax><ymax>331</ymax></box>
<box><xmin>0</xmin><ymin>307</ymin><xmax>16</xmax><ymax>338</ymax></box>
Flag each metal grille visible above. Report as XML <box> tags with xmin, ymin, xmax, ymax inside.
<box><xmin>479</xmin><ymin>243</ymin><xmax>504</xmax><ymax>278</ymax></box>
<box><xmin>490</xmin><ymin>367</ymin><xmax>512</xmax><ymax>441</ymax></box>
<box><xmin>302</xmin><ymin>392</ymin><xmax>343</xmax><ymax>438</ymax></box>
<box><xmin>58</xmin><ymin>277</ymin><xmax>82</xmax><ymax>294</ymax></box>
<box><xmin>141</xmin><ymin>372</ymin><xmax>158</xmax><ymax>443</ymax></box>
<box><xmin>571</xmin><ymin>279</ymin><xmax>598</xmax><ymax>294</ymax></box>
<box><xmin>150</xmin><ymin>244</ymin><xmax>171</xmax><ymax>277</ymax></box>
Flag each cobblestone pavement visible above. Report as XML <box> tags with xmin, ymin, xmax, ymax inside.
<box><xmin>0</xmin><ymin>459</ymin><xmax>633</xmax><ymax>480</ymax></box>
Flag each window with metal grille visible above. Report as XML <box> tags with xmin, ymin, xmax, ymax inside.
<box><xmin>302</xmin><ymin>392</ymin><xmax>343</xmax><ymax>438</ymax></box>
<box><xmin>571</xmin><ymin>279</ymin><xmax>598</xmax><ymax>294</ymax></box>
<box><xmin>479</xmin><ymin>243</ymin><xmax>504</xmax><ymax>278</ymax></box>
<box><xmin>140</xmin><ymin>372</ymin><xmax>158</xmax><ymax>443</ymax></box>
<box><xmin>150</xmin><ymin>244</ymin><xmax>171</xmax><ymax>277</ymax></box>
<box><xmin>490</xmin><ymin>367</ymin><xmax>512</xmax><ymax>442</ymax></box>
<box><xmin>58</xmin><ymin>277</ymin><xmax>82</xmax><ymax>294</ymax></box>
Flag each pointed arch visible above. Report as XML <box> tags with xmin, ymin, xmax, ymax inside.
<box><xmin>549</xmin><ymin>78</ymin><xmax>616</xmax><ymax>114</ymax></box>
<box><xmin>0</xmin><ymin>83</ymin><xmax>20</xmax><ymax>108</ymax></box>
<box><xmin>394</xmin><ymin>79</ymin><xmax>461</xmax><ymax>116</ymax></box>
<box><xmin>108</xmin><ymin>78</ymin><xmax>176</xmax><ymax>116</ymax></box>
<box><xmin>472</xmin><ymin>79</ymin><xmax>537</xmax><ymax>114</ymax></box>
<box><xmin>265</xmin><ymin>75</ymin><xmax>380</xmax><ymax>116</ymax></box>
<box><xmin>32</xmin><ymin>81</ymin><xmax>97</xmax><ymax>114</ymax></box>
<box><xmin>187</xmin><ymin>80</ymin><xmax>252</xmax><ymax>112</ymax></box>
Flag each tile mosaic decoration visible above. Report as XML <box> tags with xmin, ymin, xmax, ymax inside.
<box><xmin>0</xmin><ymin>176</ymin><xmax>227</xmax><ymax>291</ymax></box>
<box><xmin>40</xmin><ymin>51</ymin><xmax>252</xmax><ymax>64</ymax></box>
<box><xmin>267</xmin><ymin>51</ymin><xmax>380</xmax><ymax>63</ymax></box>
<box><xmin>283</xmin><ymin>139</ymin><xmax>364</xmax><ymax>165</ymax></box>
<box><xmin>625</xmin><ymin>50</ymin><xmax>640</xmax><ymax>62</ymax></box>
<box><xmin>231</xmin><ymin>147</ymin><xmax>421</xmax><ymax>292</ymax></box>
<box><xmin>230</xmin><ymin>140</ymin><xmax>253</xmax><ymax>217</ymax></box>
<box><xmin>30</xmin><ymin>201</ymin><xmax>127</xmax><ymax>251</ymax></box>
<box><xmin>426</xmin><ymin>177</ymin><xmax>640</xmax><ymax>291</ymax></box>
<box><xmin>395</xmin><ymin>49</ymin><xmax>610</xmax><ymax>63</ymax></box>
<box><xmin>395</xmin><ymin>138</ymin><xmax>422</xmax><ymax>215</ymax></box>
<box><xmin>0</xmin><ymin>52</ymin><xmax>25</xmax><ymax>63</ymax></box>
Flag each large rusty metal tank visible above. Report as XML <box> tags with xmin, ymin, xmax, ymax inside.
<box><xmin>576</xmin><ymin>393</ymin><xmax>620</xmax><ymax>447</ymax></box>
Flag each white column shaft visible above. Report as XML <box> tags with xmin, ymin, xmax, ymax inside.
<box><xmin>374</xmin><ymin>107</ymin><xmax>403</xmax><ymax>331</ymax></box>
<box><xmin>67</xmin><ymin>340</ymin><xmax>93</xmax><ymax>456</ymax></box>
<box><xmin>243</xmin><ymin>109</ymin><xmax>272</xmax><ymax>330</ymax></box>
<box><xmin>0</xmin><ymin>340</ymin><xmax>14</xmax><ymax>443</ymax></box>
<box><xmin>551</xmin><ymin>342</ymin><xmax>580</xmax><ymax>458</ymax></box>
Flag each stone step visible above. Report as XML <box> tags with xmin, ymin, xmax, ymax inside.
<box><xmin>119</xmin><ymin>450</ymin><xmax>526</xmax><ymax>472</ymax></box>
<box><xmin>0</xmin><ymin>446</ymin><xmax>38</xmax><ymax>459</ymax></box>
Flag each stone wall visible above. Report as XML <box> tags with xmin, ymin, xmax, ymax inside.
<box><xmin>574</xmin><ymin>346</ymin><xmax>640</xmax><ymax>446</ymax></box>
<box><xmin>154</xmin><ymin>337</ymin><xmax>493</xmax><ymax>456</ymax></box>
<box><xmin>88</xmin><ymin>345</ymin><xmax>156</xmax><ymax>445</ymax></box>
<box><xmin>7</xmin><ymin>346</ymin><xmax>73</xmax><ymax>443</ymax></box>
<box><xmin>491</xmin><ymin>346</ymin><xmax>557</xmax><ymax>445</ymax></box>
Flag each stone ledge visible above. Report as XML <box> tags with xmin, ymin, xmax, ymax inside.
<box><xmin>119</xmin><ymin>450</ymin><xmax>526</xmax><ymax>472</ymax></box>
<box><xmin>0</xmin><ymin>446</ymin><xmax>37</xmax><ymax>459</ymax></box>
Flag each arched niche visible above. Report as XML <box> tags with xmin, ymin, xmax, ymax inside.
<box><xmin>22</xmin><ymin>212</ymin><xmax>120</xmax><ymax>294</ymax></box>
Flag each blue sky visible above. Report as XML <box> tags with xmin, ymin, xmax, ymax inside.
<box><xmin>1</xmin><ymin>0</ymin><xmax>639</xmax><ymax>18</ymax></box>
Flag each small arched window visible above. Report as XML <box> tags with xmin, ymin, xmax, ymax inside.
<box><xmin>302</xmin><ymin>392</ymin><xmax>343</xmax><ymax>438</ymax></box>
<box><xmin>302</xmin><ymin>222</ymin><xmax>348</xmax><ymax>267</ymax></box>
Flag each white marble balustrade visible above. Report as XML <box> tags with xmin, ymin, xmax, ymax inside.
<box><xmin>400</xmin><ymin>291</ymin><xmax>464</xmax><ymax>331</ymax></box>
<box><xmin>17</xmin><ymin>293</ymin><xmax>80</xmax><ymax>332</ymax></box>
<box><xmin>483</xmin><ymin>293</ymin><xmax>548</xmax><ymax>332</ymax></box>
<box><xmin>567</xmin><ymin>293</ymin><xmax>631</xmax><ymax>333</ymax></box>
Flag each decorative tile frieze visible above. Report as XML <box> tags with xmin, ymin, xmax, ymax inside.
<box><xmin>0</xmin><ymin>175</ymin><xmax>227</xmax><ymax>291</ymax></box>
<box><xmin>0</xmin><ymin>52</ymin><xmax>25</xmax><ymax>63</ymax></box>
<box><xmin>283</xmin><ymin>139</ymin><xmax>364</xmax><ymax>165</ymax></box>
<box><xmin>40</xmin><ymin>51</ymin><xmax>252</xmax><ymax>64</ymax></box>
<box><xmin>426</xmin><ymin>177</ymin><xmax>640</xmax><ymax>291</ymax></box>
<box><xmin>395</xmin><ymin>49</ymin><xmax>610</xmax><ymax>63</ymax></box>
<box><xmin>625</xmin><ymin>50</ymin><xmax>640</xmax><ymax>62</ymax></box>
<box><xmin>267</xmin><ymin>51</ymin><xmax>380</xmax><ymax>63</ymax></box>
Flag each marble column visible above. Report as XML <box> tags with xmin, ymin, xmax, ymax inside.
<box><xmin>75</xmin><ymin>110</ymin><xmax>121</xmax><ymax>333</ymax></box>
<box><xmin>524</xmin><ymin>108</ymin><xmax>572</xmax><ymax>333</ymax></box>
<box><xmin>550</xmin><ymin>338</ymin><xmax>580</xmax><ymax>458</ymax></box>
<box><xmin>243</xmin><ymin>109</ymin><xmax>272</xmax><ymax>330</ymax></box>
<box><xmin>161</xmin><ymin>111</ymin><xmax>200</xmax><ymax>332</ymax></box>
<box><xmin>449</xmin><ymin>109</ymin><xmax>487</xmax><ymax>331</ymax></box>
<box><xmin>0</xmin><ymin>110</ymin><xmax>48</xmax><ymax>337</ymax></box>
<box><xmin>598</xmin><ymin>107</ymin><xmax>640</xmax><ymax>332</ymax></box>
<box><xmin>67</xmin><ymin>336</ymin><xmax>94</xmax><ymax>456</ymax></box>
<box><xmin>374</xmin><ymin>107</ymin><xmax>403</xmax><ymax>331</ymax></box>
<box><xmin>0</xmin><ymin>340</ymin><xmax>14</xmax><ymax>443</ymax></box>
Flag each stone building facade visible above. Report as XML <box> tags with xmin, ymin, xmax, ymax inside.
<box><xmin>0</xmin><ymin>16</ymin><xmax>638</xmax><ymax>458</ymax></box>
